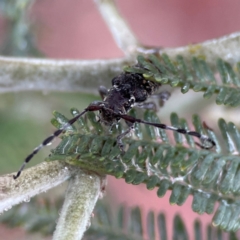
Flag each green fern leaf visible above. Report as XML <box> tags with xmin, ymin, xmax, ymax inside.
<box><xmin>124</xmin><ymin>54</ymin><xmax>240</xmax><ymax>107</ymax></box>
<box><xmin>1</xmin><ymin>198</ymin><xmax>239</xmax><ymax>240</ymax></box>
<box><xmin>45</xmin><ymin>107</ymin><xmax>240</xmax><ymax>232</ymax></box>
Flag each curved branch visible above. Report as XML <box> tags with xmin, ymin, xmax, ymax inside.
<box><xmin>0</xmin><ymin>161</ymin><xmax>77</xmax><ymax>213</ymax></box>
<box><xmin>53</xmin><ymin>171</ymin><xmax>106</xmax><ymax>240</ymax></box>
<box><xmin>94</xmin><ymin>0</ymin><xmax>141</xmax><ymax>56</ymax></box>
<box><xmin>0</xmin><ymin>56</ymin><xmax>132</xmax><ymax>93</ymax></box>
<box><xmin>162</xmin><ymin>32</ymin><xmax>240</xmax><ymax>68</ymax></box>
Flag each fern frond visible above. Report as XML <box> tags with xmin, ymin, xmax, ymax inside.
<box><xmin>1</xmin><ymin>198</ymin><xmax>239</xmax><ymax>240</ymax></box>
<box><xmin>125</xmin><ymin>54</ymin><xmax>240</xmax><ymax>107</ymax></box>
<box><xmin>46</xmin><ymin>109</ymin><xmax>240</xmax><ymax>232</ymax></box>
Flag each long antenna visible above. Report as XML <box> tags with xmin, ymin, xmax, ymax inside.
<box><xmin>118</xmin><ymin>113</ymin><xmax>216</xmax><ymax>149</ymax></box>
<box><xmin>13</xmin><ymin>109</ymin><xmax>89</xmax><ymax>179</ymax></box>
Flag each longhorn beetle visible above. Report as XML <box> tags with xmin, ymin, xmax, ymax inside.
<box><xmin>13</xmin><ymin>72</ymin><xmax>215</xmax><ymax>179</ymax></box>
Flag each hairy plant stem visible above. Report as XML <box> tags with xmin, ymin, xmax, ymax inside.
<box><xmin>94</xmin><ymin>0</ymin><xmax>141</xmax><ymax>56</ymax></box>
<box><xmin>0</xmin><ymin>57</ymin><xmax>132</xmax><ymax>93</ymax></box>
<box><xmin>53</xmin><ymin>171</ymin><xmax>106</xmax><ymax>240</ymax></box>
<box><xmin>0</xmin><ymin>31</ymin><xmax>239</xmax><ymax>94</ymax></box>
<box><xmin>0</xmin><ymin>161</ymin><xmax>77</xmax><ymax>214</ymax></box>
<box><xmin>162</xmin><ymin>32</ymin><xmax>240</xmax><ymax>69</ymax></box>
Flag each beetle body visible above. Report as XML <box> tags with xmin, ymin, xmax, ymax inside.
<box><xmin>99</xmin><ymin>73</ymin><xmax>159</xmax><ymax>126</ymax></box>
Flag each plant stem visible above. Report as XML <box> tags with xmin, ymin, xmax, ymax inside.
<box><xmin>53</xmin><ymin>170</ymin><xmax>106</xmax><ymax>240</ymax></box>
<box><xmin>94</xmin><ymin>0</ymin><xmax>141</xmax><ymax>56</ymax></box>
<box><xmin>0</xmin><ymin>57</ymin><xmax>131</xmax><ymax>93</ymax></box>
<box><xmin>0</xmin><ymin>161</ymin><xmax>77</xmax><ymax>214</ymax></box>
<box><xmin>162</xmin><ymin>32</ymin><xmax>240</xmax><ymax>68</ymax></box>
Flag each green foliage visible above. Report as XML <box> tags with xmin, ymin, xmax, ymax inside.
<box><xmin>0</xmin><ymin>197</ymin><xmax>61</xmax><ymax>236</ymax></box>
<box><xmin>1</xmin><ymin>197</ymin><xmax>239</xmax><ymax>240</ymax></box>
<box><xmin>124</xmin><ymin>54</ymin><xmax>240</xmax><ymax>107</ymax></box>
<box><xmin>46</xmin><ymin>107</ymin><xmax>240</xmax><ymax>232</ymax></box>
